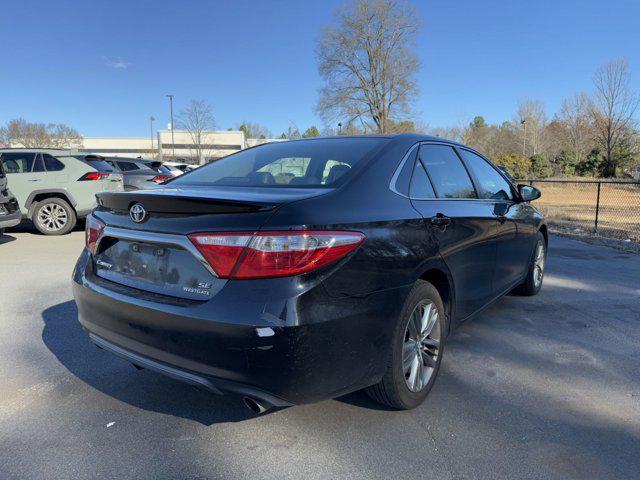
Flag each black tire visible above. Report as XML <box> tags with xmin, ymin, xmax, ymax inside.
<box><xmin>512</xmin><ymin>231</ymin><xmax>546</xmax><ymax>296</ymax></box>
<box><xmin>365</xmin><ymin>280</ymin><xmax>446</xmax><ymax>410</ymax></box>
<box><xmin>32</xmin><ymin>198</ymin><xmax>76</xmax><ymax>235</ymax></box>
<box><xmin>0</xmin><ymin>228</ymin><xmax>4</xmax><ymax>237</ymax></box>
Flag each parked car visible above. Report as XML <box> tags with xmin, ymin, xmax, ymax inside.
<box><xmin>0</xmin><ymin>159</ymin><xmax>21</xmax><ymax>236</ymax></box>
<box><xmin>104</xmin><ymin>157</ymin><xmax>171</xmax><ymax>191</ymax></box>
<box><xmin>163</xmin><ymin>161</ymin><xmax>195</xmax><ymax>173</ymax></box>
<box><xmin>160</xmin><ymin>163</ymin><xmax>185</xmax><ymax>177</ymax></box>
<box><xmin>72</xmin><ymin>135</ymin><xmax>546</xmax><ymax>412</ymax></box>
<box><xmin>0</xmin><ymin>149</ymin><xmax>123</xmax><ymax>235</ymax></box>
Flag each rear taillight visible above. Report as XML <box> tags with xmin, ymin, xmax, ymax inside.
<box><xmin>189</xmin><ymin>231</ymin><xmax>364</xmax><ymax>279</ymax></box>
<box><xmin>151</xmin><ymin>175</ymin><xmax>170</xmax><ymax>183</ymax></box>
<box><xmin>79</xmin><ymin>172</ymin><xmax>110</xmax><ymax>181</ymax></box>
<box><xmin>85</xmin><ymin>215</ymin><xmax>105</xmax><ymax>254</ymax></box>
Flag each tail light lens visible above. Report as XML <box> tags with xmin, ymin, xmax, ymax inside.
<box><xmin>189</xmin><ymin>231</ymin><xmax>364</xmax><ymax>279</ymax></box>
<box><xmin>151</xmin><ymin>175</ymin><xmax>170</xmax><ymax>183</ymax></box>
<box><xmin>79</xmin><ymin>172</ymin><xmax>110</xmax><ymax>181</ymax></box>
<box><xmin>85</xmin><ymin>215</ymin><xmax>105</xmax><ymax>254</ymax></box>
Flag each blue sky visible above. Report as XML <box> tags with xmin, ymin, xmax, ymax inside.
<box><xmin>1</xmin><ymin>0</ymin><xmax>638</xmax><ymax>137</ymax></box>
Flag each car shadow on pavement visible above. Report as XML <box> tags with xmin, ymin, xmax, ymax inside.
<box><xmin>6</xmin><ymin>219</ymin><xmax>85</xmax><ymax>235</ymax></box>
<box><xmin>0</xmin><ymin>233</ymin><xmax>17</xmax><ymax>245</ymax></box>
<box><xmin>41</xmin><ymin>300</ymin><xmax>267</xmax><ymax>425</ymax></box>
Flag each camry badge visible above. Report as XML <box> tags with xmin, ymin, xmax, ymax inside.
<box><xmin>130</xmin><ymin>203</ymin><xmax>147</xmax><ymax>223</ymax></box>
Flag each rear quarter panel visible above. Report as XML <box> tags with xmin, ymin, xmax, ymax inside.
<box><xmin>262</xmin><ymin>139</ymin><xmax>441</xmax><ymax>298</ymax></box>
<box><xmin>62</xmin><ymin>159</ymin><xmax>101</xmax><ymax>214</ymax></box>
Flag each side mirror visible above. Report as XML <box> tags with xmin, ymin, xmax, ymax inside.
<box><xmin>518</xmin><ymin>184</ymin><xmax>541</xmax><ymax>202</ymax></box>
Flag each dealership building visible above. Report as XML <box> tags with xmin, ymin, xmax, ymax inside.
<box><xmin>73</xmin><ymin>130</ymin><xmax>279</xmax><ymax>163</ymax></box>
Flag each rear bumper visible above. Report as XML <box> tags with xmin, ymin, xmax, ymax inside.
<box><xmin>88</xmin><ymin>332</ymin><xmax>293</xmax><ymax>407</ymax></box>
<box><xmin>0</xmin><ymin>198</ymin><xmax>22</xmax><ymax>228</ymax></box>
<box><xmin>72</xmin><ymin>249</ymin><xmax>408</xmax><ymax>405</ymax></box>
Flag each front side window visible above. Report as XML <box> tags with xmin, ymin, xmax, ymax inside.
<box><xmin>419</xmin><ymin>145</ymin><xmax>477</xmax><ymax>199</ymax></box>
<box><xmin>171</xmin><ymin>138</ymin><xmax>387</xmax><ymax>188</ymax></box>
<box><xmin>458</xmin><ymin>149</ymin><xmax>513</xmax><ymax>201</ymax></box>
<box><xmin>42</xmin><ymin>154</ymin><xmax>65</xmax><ymax>172</ymax></box>
<box><xmin>1</xmin><ymin>152</ymin><xmax>35</xmax><ymax>173</ymax></box>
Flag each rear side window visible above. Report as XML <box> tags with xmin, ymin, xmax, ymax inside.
<box><xmin>419</xmin><ymin>145</ymin><xmax>477</xmax><ymax>199</ymax></box>
<box><xmin>43</xmin><ymin>154</ymin><xmax>65</xmax><ymax>172</ymax></box>
<box><xmin>172</xmin><ymin>138</ymin><xmax>387</xmax><ymax>188</ymax></box>
<box><xmin>409</xmin><ymin>159</ymin><xmax>436</xmax><ymax>199</ymax></box>
<box><xmin>33</xmin><ymin>155</ymin><xmax>46</xmax><ymax>172</ymax></box>
<box><xmin>1</xmin><ymin>152</ymin><xmax>35</xmax><ymax>173</ymax></box>
<box><xmin>458</xmin><ymin>149</ymin><xmax>513</xmax><ymax>201</ymax></box>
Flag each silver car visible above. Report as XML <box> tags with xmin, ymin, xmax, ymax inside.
<box><xmin>104</xmin><ymin>158</ymin><xmax>171</xmax><ymax>191</ymax></box>
<box><xmin>0</xmin><ymin>149</ymin><xmax>123</xmax><ymax>235</ymax></box>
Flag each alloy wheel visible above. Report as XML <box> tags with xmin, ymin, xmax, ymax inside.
<box><xmin>403</xmin><ymin>300</ymin><xmax>441</xmax><ymax>392</ymax></box>
<box><xmin>533</xmin><ymin>240</ymin><xmax>545</xmax><ymax>288</ymax></box>
<box><xmin>38</xmin><ymin>203</ymin><xmax>68</xmax><ymax>232</ymax></box>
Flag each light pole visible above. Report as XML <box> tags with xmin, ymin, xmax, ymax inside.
<box><xmin>521</xmin><ymin>119</ymin><xmax>527</xmax><ymax>155</ymax></box>
<box><xmin>149</xmin><ymin>115</ymin><xmax>155</xmax><ymax>157</ymax></box>
<box><xmin>166</xmin><ymin>94</ymin><xmax>175</xmax><ymax>158</ymax></box>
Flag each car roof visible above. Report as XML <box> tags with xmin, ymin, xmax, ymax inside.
<box><xmin>0</xmin><ymin>148</ymin><xmax>77</xmax><ymax>155</ymax></box>
<box><xmin>268</xmin><ymin>133</ymin><xmax>464</xmax><ymax>147</ymax></box>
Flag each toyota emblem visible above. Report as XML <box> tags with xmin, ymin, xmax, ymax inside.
<box><xmin>130</xmin><ymin>203</ymin><xmax>147</xmax><ymax>223</ymax></box>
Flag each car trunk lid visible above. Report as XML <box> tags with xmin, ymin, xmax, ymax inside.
<box><xmin>96</xmin><ymin>185</ymin><xmax>327</xmax><ymax>215</ymax></box>
<box><xmin>91</xmin><ymin>185</ymin><xmax>330</xmax><ymax>299</ymax></box>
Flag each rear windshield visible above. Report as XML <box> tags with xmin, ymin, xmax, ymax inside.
<box><xmin>70</xmin><ymin>155</ymin><xmax>115</xmax><ymax>172</ymax></box>
<box><xmin>155</xmin><ymin>165</ymin><xmax>172</xmax><ymax>175</ymax></box>
<box><xmin>170</xmin><ymin>137</ymin><xmax>388</xmax><ymax>188</ymax></box>
<box><xmin>88</xmin><ymin>160</ymin><xmax>115</xmax><ymax>172</ymax></box>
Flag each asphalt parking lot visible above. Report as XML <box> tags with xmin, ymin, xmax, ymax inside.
<box><xmin>0</xmin><ymin>230</ymin><xmax>638</xmax><ymax>480</ymax></box>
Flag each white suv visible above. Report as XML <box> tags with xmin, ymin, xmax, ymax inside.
<box><xmin>0</xmin><ymin>149</ymin><xmax>123</xmax><ymax>235</ymax></box>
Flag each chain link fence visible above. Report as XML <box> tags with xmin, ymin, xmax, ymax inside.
<box><xmin>521</xmin><ymin>179</ymin><xmax>640</xmax><ymax>243</ymax></box>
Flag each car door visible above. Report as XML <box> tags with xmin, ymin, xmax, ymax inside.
<box><xmin>456</xmin><ymin>148</ymin><xmax>532</xmax><ymax>293</ymax></box>
<box><xmin>41</xmin><ymin>153</ymin><xmax>69</xmax><ymax>185</ymax></box>
<box><xmin>409</xmin><ymin>143</ymin><xmax>498</xmax><ymax>320</ymax></box>
<box><xmin>30</xmin><ymin>153</ymin><xmax>50</xmax><ymax>186</ymax></box>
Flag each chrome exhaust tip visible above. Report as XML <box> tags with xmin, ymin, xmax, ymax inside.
<box><xmin>243</xmin><ymin>396</ymin><xmax>271</xmax><ymax>414</ymax></box>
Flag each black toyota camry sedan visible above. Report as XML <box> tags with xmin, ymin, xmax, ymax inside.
<box><xmin>72</xmin><ymin>134</ymin><xmax>546</xmax><ymax>412</ymax></box>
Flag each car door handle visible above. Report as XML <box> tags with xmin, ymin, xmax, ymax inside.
<box><xmin>430</xmin><ymin>215</ymin><xmax>451</xmax><ymax>227</ymax></box>
<box><xmin>28</xmin><ymin>179</ymin><xmax>41</xmax><ymax>182</ymax></box>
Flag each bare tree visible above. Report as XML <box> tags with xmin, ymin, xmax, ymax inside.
<box><xmin>316</xmin><ymin>0</ymin><xmax>420</xmax><ymax>133</ymax></box>
<box><xmin>0</xmin><ymin>118</ymin><xmax>82</xmax><ymax>148</ymax></box>
<box><xmin>238</xmin><ymin>122</ymin><xmax>272</xmax><ymax>139</ymax></box>
<box><xmin>48</xmin><ymin>123</ymin><xmax>84</xmax><ymax>148</ymax></box>
<box><xmin>558</xmin><ymin>92</ymin><xmax>594</xmax><ymax>163</ymax></box>
<box><xmin>428</xmin><ymin>126</ymin><xmax>463</xmax><ymax>143</ymax></box>
<box><xmin>517</xmin><ymin>99</ymin><xmax>547</xmax><ymax>156</ymax></box>
<box><xmin>591</xmin><ymin>58</ymin><xmax>638</xmax><ymax>177</ymax></box>
<box><xmin>177</xmin><ymin>100</ymin><xmax>216</xmax><ymax>165</ymax></box>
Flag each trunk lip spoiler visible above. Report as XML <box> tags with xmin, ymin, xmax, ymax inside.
<box><xmin>95</xmin><ymin>225</ymin><xmax>220</xmax><ymax>278</ymax></box>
